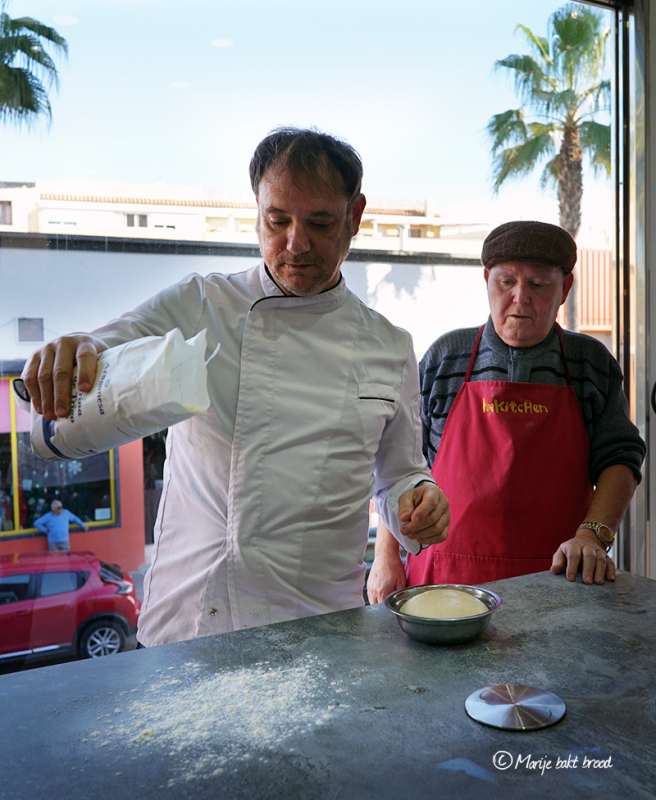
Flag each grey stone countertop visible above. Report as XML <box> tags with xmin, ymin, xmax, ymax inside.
<box><xmin>1</xmin><ymin>570</ymin><xmax>655</xmax><ymax>800</ymax></box>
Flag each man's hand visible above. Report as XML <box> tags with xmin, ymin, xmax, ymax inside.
<box><xmin>22</xmin><ymin>333</ymin><xmax>108</xmax><ymax>420</ymax></box>
<box><xmin>367</xmin><ymin>548</ymin><xmax>406</xmax><ymax>605</ymax></box>
<box><xmin>398</xmin><ymin>484</ymin><xmax>449</xmax><ymax>545</ymax></box>
<box><xmin>551</xmin><ymin>529</ymin><xmax>616</xmax><ymax>585</ymax></box>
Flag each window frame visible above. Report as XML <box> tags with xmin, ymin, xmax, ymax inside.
<box><xmin>0</xmin><ymin>201</ymin><xmax>12</xmax><ymax>226</ymax></box>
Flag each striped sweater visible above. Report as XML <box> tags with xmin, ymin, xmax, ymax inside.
<box><xmin>419</xmin><ymin>318</ymin><xmax>646</xmax><ymax>485</ymax></box>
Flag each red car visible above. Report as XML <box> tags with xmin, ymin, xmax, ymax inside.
<box><xmin>0</xmin><ymin>551</ymin><xmax>141</xmax><ymax>663</ymax></box>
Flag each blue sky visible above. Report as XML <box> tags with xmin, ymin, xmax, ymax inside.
<box><xmin>1</xmin><ymin>0</ymin><xmax>612</xmax><ymax>232</ymax></box>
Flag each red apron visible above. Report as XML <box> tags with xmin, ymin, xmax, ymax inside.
<box><xmin>406</xmin><ymin>325</ymin><xmax>594</xmax><ymax>586</ymax></box>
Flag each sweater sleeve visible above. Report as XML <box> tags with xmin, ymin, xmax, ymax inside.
<box><xmin>586</xmin><ymin>355</ymin><xmax>646</xmax><ymax>484</ymax></box>
<box><xmin>67</xmin><ymin>512</ymin><xmax>87</xmax><ymax>529</ymax></box>
<box><xmin>33</xmin><ymin>515</ymin><xmax>48</xmax><ymax>533</ymax></box>
<box><xmin>419</xmin><ymin>327</ymin><xmax>479</xmax><ymax>466</ymax></box>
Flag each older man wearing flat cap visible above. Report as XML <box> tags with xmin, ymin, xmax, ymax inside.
<box><xmin>368</xmin><ymin>220</ymin><xmax>646</xmax><ymax>601</ymax></box>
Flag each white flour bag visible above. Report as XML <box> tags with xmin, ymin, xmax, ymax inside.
<box><xmin>23</xmin><ymin>328</ymin><xmax>214</xmax><ymax>461</ymax></box>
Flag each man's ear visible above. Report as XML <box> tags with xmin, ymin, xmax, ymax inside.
<box><xmin>350</xmin><ymin>194</ymin><xmax>366</xmax><ymax>236</ymax></box>
<box><xmin>484</xmin><ymin>267</ymin><xmax>490</xmax><ymax>286</ymax></box>
<box><xmin>561</xmin><ymin>272</ymin><xmax>574</xmax><ymax>304</ymax></box>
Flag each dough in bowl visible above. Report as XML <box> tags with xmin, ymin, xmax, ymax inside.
<box><xmin>400</xmin><ymin>588</ymin><xmax>487</xmax><ymax>618</ymax></box>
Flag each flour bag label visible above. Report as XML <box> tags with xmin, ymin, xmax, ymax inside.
<box><xmin>24</xmin><ymin>328</ymin><xmax>213</xmax><ymax>461</ymax></box>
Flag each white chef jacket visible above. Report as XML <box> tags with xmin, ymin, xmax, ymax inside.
<box><xmin>94</xmin><ymin>262</ymin><xmax>432</xmax><ymax>646</ymax></box>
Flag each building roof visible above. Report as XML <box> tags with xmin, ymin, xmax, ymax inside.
<box><xmin>40</xmin><ymin>193</ymin><xmax>258</xmax><ymax>209</ymax></box>
<box><xmin>38</xmin><ymin>192</ymin><xmax>436</xmax><ymax>218</ymax></box>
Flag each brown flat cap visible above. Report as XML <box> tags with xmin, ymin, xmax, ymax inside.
<box><xmin>481</xmin><ymin>220</ymin><xmax>577</xmax><ymax>274</ymax></box>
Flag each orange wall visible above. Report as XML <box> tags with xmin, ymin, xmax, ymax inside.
<box><xmin>557</xmin><ymin>247</ymin><xmax>613</xmax><ymax>332</ymax></box>
<box><xmin>0</xmin><ymin>440</ymin><xmax>146</xmax><ymax>573</ymax></box>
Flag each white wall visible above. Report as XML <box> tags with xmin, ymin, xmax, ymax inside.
<box><xmin>0</xmin><ymin>245</ymin><xmax>489</xmax><ymax>364</ymax></box>
<box><xmin>344</xmin><ymin>262</ymin><xmax>489</xmax><ymax>357</ymax></box>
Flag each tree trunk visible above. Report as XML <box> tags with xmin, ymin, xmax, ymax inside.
<box><xmin>558</xmin><ymin>125</ymin><xmax>583</xmax><ymax>332</ymax></box>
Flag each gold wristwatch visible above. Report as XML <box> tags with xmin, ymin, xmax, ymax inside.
<box><xmin>578</xmin><ymin>521</ymin><xmax>615</xmax><ymax>552</ymax></box>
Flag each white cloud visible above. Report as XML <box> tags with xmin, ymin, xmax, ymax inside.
<box><xmin>170</xmin><ymin>82</ymin><xmax>191</xmax><ymax>89</ymax></box>
<box><xmin>211</xmin><ymin>39</ymin><xmax>234</xmax><ymax>48</ymax></box>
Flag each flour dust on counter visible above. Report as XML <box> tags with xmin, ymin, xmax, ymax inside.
<box><xmin>79</xmin><ymin>654</ymin><xmax>350</xmax><ymax>787</ymax></box>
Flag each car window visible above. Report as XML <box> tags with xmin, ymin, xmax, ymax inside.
<box><xmin>39</xmin><ymin>571</ymin><xmax>80</xmax><ymax>597</ymax></box>
<box><xmin>100</xmin><ymin>561</ymin><xmax>125</xmax><ymax>581</ymax></box>
<box><xmin>0</xmin><ymin>574</ymin><xmax>31</xmax><ymax>604</ymax></box>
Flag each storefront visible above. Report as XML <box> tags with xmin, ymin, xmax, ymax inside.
<box><xmin>0</xmin><ymin>376</ymin><xmax>145</xmax><ymax>572</ymax></box>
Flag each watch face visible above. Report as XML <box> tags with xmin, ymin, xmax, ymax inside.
<box><xmin>582</xmin><ymin>522</ymin><xmax>613</xmax><ymax>544</ymax></box>
<box><xmin>599</xmin><ymin>527</ymin><xmax>614</xmax><ymax>544</ymax></box>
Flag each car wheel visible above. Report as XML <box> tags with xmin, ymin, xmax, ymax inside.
<box><xmin>78</xmin><ymin>620</ymin><xmax>125</xmax><ymax>659</ymax></box>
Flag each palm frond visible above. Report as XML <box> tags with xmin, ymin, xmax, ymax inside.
<box><xmin>533</xmin><ymin>86</ymin><xmax>580</xmax><ymax>119</ymax></box>
<box><xmin>3</xmin><ymin>33</ymin><xmax>59</xmax><ymax>80</ymax></box>
<box><xmin>527</xmin><ymin>121</ymin><xmax>558</xmax><ymax>140</ymax></box>
<box><xmin>515</xmin><ymin>24</ymin><xmax>552</xmax><ymax>67</ymax></box>
<box><xmin>579</xmin><ymin>120</ymin><xmax>611</xmax><ymax>175</ymax></box>
<box><xmin>0</xmin><ymin>6</ymin><xmax>67</xmax><ymax>127</ymax></box>
<box><xmin>494</xmin><ymin>54</ymin><xmax>549</xmax><ymax>105</ymax></box>
<box><xmin>0</xmin><ymin>62</ymin><xmax>50</xmax><ymax>122</ymax></box>
<box><xmin>486</xmin><ymin>108</ymin><xmax>529</xmax><ymax>153</ymax></box>
<box><xmin>490</xmin><ymin>133</ymin><xmax>553</xmax><ymax>192</ymax></box>
<box><xmin>551</xmin><ymin>4</ymin><xmax>609</xmax><ymax>89</ymax></box>
<box><xmin>539</xmin><ymin>155</ymin><xmax>560</xmax><ymax>190</ymax></box>
<box><xmin>8</xmin><ymin>16</ymin><xmax>68</xmax><ymax>53</ymax></box>
<box><xmin>577</xmin><ymin>79</ymin><xmax>611</xmax><ymax>115</ymax></box>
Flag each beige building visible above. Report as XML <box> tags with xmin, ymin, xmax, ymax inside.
<box><xmin>0</xmin><ymin>178</ymin><xmax>611</xmax><ymax>350</ymax></box>
<box><xmin>0</xmin><ymin>179</ymin><xmax>488</xmax><ymax>256</ymax></box>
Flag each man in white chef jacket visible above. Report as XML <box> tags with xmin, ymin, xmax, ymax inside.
<box><xmin>22</xmin><ymin>127</ymin><xmax>449</xmax><ymax>647</ymax></box>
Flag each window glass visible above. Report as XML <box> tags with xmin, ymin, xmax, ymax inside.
<box><xmin>0</xmin><ymin>575</ymin><xmax>31</xmax><ymax>604</ymax></box>
<box><xmin>0</xmin><ymin>0</ymin><xmax>618</xmax><ymax>675</ymax></box>
<box><xmin>100</xmin><ymin>561</ymin><xmax>125</xmax><ymax>581</ymax></box>
<box><xmin>0</xmin><ymin>433</ymin><xmax>12</xmax><ymax>532</ymax></box>
<box><xmin>39</xmin><ymin>571</ymin><xmax>79</xmax><ymax>597</ymax></box>
<box><xmin>0</xmin><ymin>201</ymin><xmax>12</xmax><ymax>225</ymax></box>
<box><xmin>17</xmin><ymin>318</ymin><xmax>44</xmax><ymax>343</ymax></box>
<box><xmin>17</xmin><ymin>433</ymin><xmax>112</xmax><ymax>530</ymax></box>
<box><xmin>0</xmin><ymin>380</ymin><xmax>118</xmax><ymax>538</ymax></box>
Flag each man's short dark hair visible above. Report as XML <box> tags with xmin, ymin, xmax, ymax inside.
<box><xmin>249</xmin><ymin>127</ymin><xmax>363</xmax><ymax>206</ymax></box>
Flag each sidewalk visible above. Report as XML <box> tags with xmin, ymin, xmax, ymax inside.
<box><xmin>124</xmin><ymin>544</ymin><xmax>152</xmax><ymax>651</ymax></box>
<box><xmin>130</xmin><ymin>543</ymin><xmax>153</xmax><ymax>603</ymax></box>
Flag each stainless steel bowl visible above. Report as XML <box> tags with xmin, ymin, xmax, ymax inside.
<box><xmin>384</xmin><ymin>584</ymin><xmax>502</xmax><ymax>645</ymax></box>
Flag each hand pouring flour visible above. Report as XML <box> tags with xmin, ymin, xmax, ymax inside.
<box><xmin>22</xmin><ymin>328</ymin><xmax>214</xmax><ymax>461</ymax></box>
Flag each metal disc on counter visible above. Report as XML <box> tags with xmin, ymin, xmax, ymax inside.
<box><xmin>465</xmin><ymin>684</ymin><xmax>566</xmax><ymax>731</ymax></box>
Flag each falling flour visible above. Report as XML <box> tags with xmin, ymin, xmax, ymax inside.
<box><xmin>83</xmin><ymin>654</ymin><xmax>350</xmax><ymax>786</ymax></box>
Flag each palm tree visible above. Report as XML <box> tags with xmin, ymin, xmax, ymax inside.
<box><xmin>487</xmin><ymin>4</ymin><xmax>610</xmax><ymax>330</ymax></box>
<box><xmin>0</xmin><ymin>0</ymin><xmax>68</xmax><ymax>127</ymax></box>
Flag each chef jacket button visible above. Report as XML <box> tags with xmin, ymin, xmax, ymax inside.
<box><xmin>208</xmin><ymin>608</ymin><xmax>218</xmax><ymax>616</ymax></box>
<box><xmin>252</xmin><ymin>613</ymin><xmax>259</xmax><ymax>619</ymax></box>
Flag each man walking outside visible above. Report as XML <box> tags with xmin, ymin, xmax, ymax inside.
<box><xmin>34</xmin><ymin>500</ymin><xmax>88</xmax><ymax>551</ymax></box>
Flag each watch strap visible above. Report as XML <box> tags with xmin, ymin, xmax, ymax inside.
<box><xmin>579</xmin><ymin>521</ymin><xmax>614</xmax><ymax>552</ymax></box>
